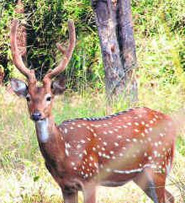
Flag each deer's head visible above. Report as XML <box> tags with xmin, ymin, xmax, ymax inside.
<box><xmin>10</xmin><ymin>19</ymin><xmax>76</xmax><ymax>121</ymax></box>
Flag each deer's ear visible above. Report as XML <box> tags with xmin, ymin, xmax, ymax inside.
<box><xmin>10</xmin><ymin>78</ymin><xmax>28</xmax><ymax>97</ymax></box>
<box><xmin>51</xmin><ymin>77</ymin><xmax>66</xmax><ymax>95</ymax></box>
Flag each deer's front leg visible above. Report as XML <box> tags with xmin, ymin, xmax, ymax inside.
<box><xmin>62</xmin><ymin>188</ymin><xmax>78</xmax><ymax>203</ymax></box>
<box><xmin>83</xmin><ymin>183</ymin><xmax>96</xmax><ymax>203</ymax></box>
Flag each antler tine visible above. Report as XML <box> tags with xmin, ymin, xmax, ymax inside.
<box><xmin>10</xmin><ymin>19</ymin><xmax>36</xmax><ymax>82</ymax></box>
<box><xmin>43</xmin><ymin>20</ymin><xmax>76</xmax><ymax>81</ymax></box>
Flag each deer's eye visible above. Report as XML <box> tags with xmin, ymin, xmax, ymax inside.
<box><xmin>26</xmin><ymin>95</ymin><xmax>31</xmax><ymax>102</ymax></box>
<box><xmin>46</xmin><ymin>96</ymin><xmax>52</xmax><ymax>102</ymax></box>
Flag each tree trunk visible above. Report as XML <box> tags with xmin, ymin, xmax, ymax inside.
<box><xmin>91</xmin><ymin>0</ymin><xmax>137</xmax><ymax>103</ymax></box>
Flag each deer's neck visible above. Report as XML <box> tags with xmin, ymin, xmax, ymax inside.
<box><xmin>35</xmin><ymin>118</ymin><xmax>50</xmax><ymax>143</ymax></box>
<box><xmin>35</xmin><ymin>116</ymin><xmax>60</xmax><ymax>143</ymax></box>
<box><xmin>35</xmin><ymin>116</ymin><xmax>65</xmax><ymax>161</ymax></box>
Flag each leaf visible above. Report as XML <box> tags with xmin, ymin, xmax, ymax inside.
<box><xmin>33</xmin><ymin>176</ymin><xmax>40</xmax><ymax>182</ymax></box>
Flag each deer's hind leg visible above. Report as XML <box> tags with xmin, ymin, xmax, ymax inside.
<box><xmin>134</xmin><ymin>169</ymin><xmax>173</xmax><ymax>203</ymax></box>
<box><xmin>83</xmin><ymin>182</ymin><xmax>96</xmax><ymax>203</ymax></box>
<box><xmin>165</xmin><ymin>190</ymin><xmax>174</xmax><ymax>203</ymax></box>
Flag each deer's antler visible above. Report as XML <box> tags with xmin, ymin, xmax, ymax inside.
<box><xmin>10</xmin><ymin>19</ymin><xmax>36</xmax><ymax>83</ymax></box>
<box><xmin>43</xmin><ymin>20</ymin><xmax>76</xmax><ymax>83</ymax></box>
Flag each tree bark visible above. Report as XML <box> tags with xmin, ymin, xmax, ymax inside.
<box><xmin>91</xmin><ymin>0</ymin><xmax>137</xmax><ymax>103</ymax></box>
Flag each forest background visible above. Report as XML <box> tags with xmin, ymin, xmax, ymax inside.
<box><xmin>0</xmin><ymin>0</ymin><xmax>185</xmax><ymax>202</ymax></box>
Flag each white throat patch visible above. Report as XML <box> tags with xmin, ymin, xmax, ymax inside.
<box><xmin>35</xmin><ymin>119</ymin><xmax>49</xmax><ymax>143</ymax></box>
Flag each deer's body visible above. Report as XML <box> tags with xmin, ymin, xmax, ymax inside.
<box><xmin>35</xmin><ymin>107</ymin><xmax>175</xmax><ymax>203</ymax></box>
<box><xmin>10</xmin><ymin>19</ymin><xmax>176</xmax><ymax>203</ymax></box>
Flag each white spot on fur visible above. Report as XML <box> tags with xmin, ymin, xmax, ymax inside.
<box><xmin>77</xmin><ymin>144</ymin><xmax>82</xmax><ymax>149</ymax></box>
<box><xmin>112</xmin><ymin>164</ymin><xmax>151</xmax><ymax>174</ymax></box>
<box><xmin>80</xmin><ymin>140</ymin><xmax>86</xmax><ymax>144</ymax></box>
<box><xmin>65</xmin><ymin>149</ymin><xmax>69</xmax><ymax>156</ymax></box>
<box><xmin>103</xmin><ymin>142</ymin><xmax>107</xmax><ymax>146</ymax></box>
<box><xmin>64</xmin><ymin>128</ymin><xmax>68</xmax><ymax>134</ymax></box>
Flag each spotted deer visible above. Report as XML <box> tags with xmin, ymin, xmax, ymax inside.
<box><xmin>10</xmin><ymin>19</ymin><xmax>176</xmax><ymax>203</ymax></box>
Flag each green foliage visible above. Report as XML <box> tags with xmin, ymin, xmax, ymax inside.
<box><xmin>132</xmin><ymin>0</ymin><xmax>185</xmax><ymax>36</ymax></box>
<box><xmin>0</xmin><ymin>0</ymin><xmax>184</xmax><ymax>90</ymax></box>
<box><xmin>25</xmin><ymin>0</ymin><xmax>103</xmax><ymax>89</ymax></box>
<box><xmin>0</xmin><ymin>0</ymin><xmax>103</xmax><ymax>88</ymax></box>
<box><xmin>0</xmin><ymin>1</ymin><xmax>14</xmax><ymax>81</ymax></box>
<box><xmin>132</xmin><ymin>0</ymin><xmax>185</xmax><ymax>73</ymax></box>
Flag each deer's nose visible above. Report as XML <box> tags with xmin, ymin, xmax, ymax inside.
<box><xmin>31</xmin><ymin>111</ymin><xmax>42</xmax><ymax>121</ymax></box>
